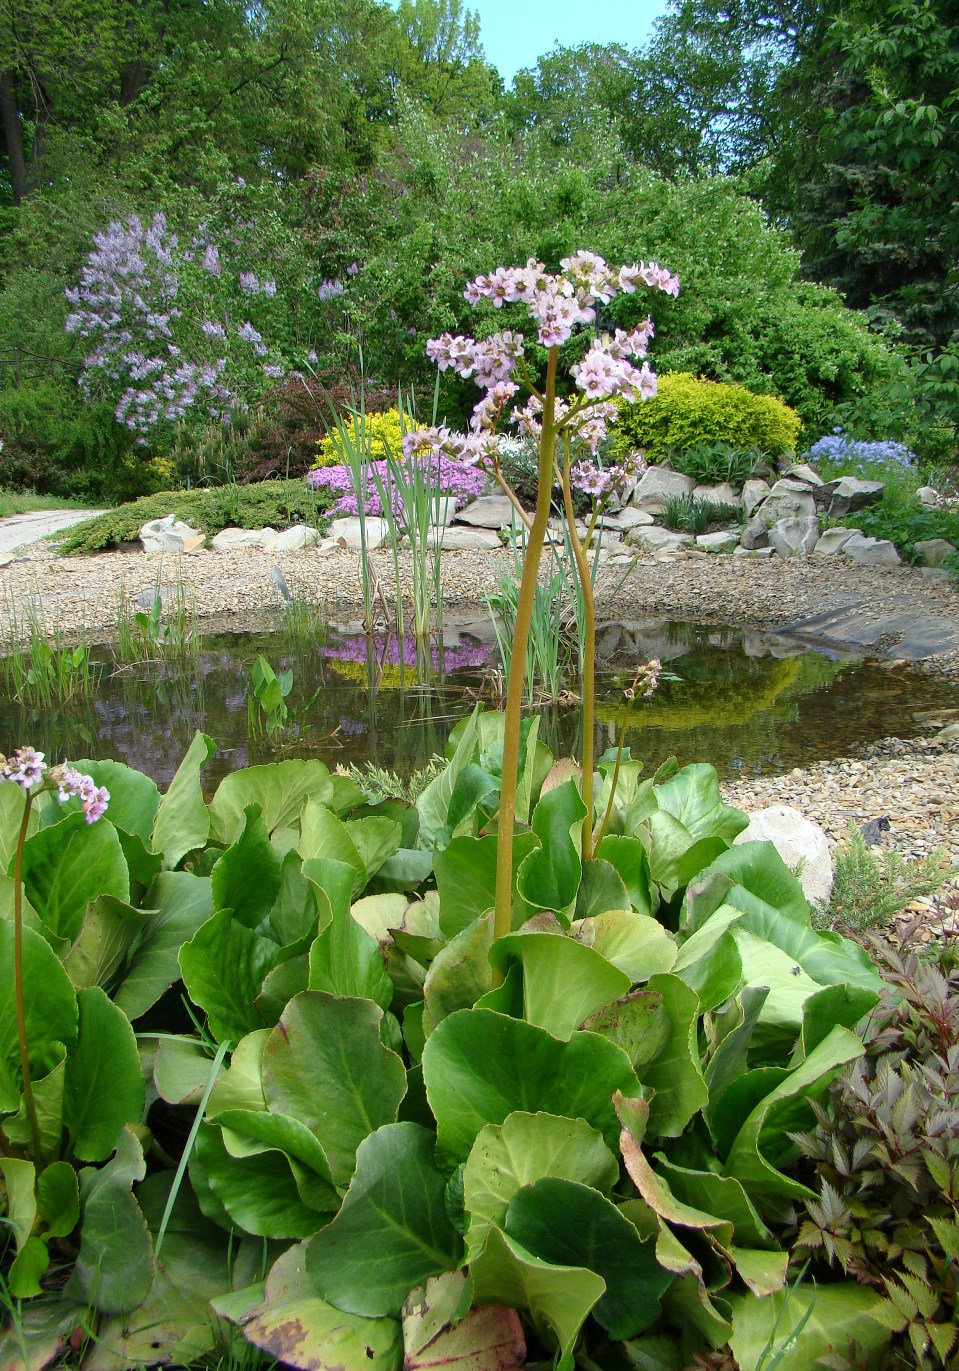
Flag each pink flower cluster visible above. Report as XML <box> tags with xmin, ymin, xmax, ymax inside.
<box><xmin>0</xmin><ymin>749</ymin><xmax>110</xmax><ymax>822</ymax></box>
<box><xmin>406</xmin><ymin>251</ymin><xmax>679</xmax><ymax>470</ymax></box>
<box><xmin>307</xmin><ymin>455</ymin><xmax>486</xmax><ymax>518</ymax></box>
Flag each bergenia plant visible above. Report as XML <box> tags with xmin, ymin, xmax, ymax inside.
<box><xmin>403</xmin><ymin>250</ymin><xmax>678</xmax><ymax>949</ymax></box>
<box><xmin>1</xmin><ymin>749</ymin><xmax>109</xmax><ymax>1166</ymax></box>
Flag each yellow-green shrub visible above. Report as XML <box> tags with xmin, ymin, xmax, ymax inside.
<box><xmin>313</xmin><ymin>408</ymin><xmax>404</xmax><ymax>467</ymax></box>
<box><xmin>611</xmin><ymin>372</ymin><xmax>802</xmax><ymax>461</ymax></box>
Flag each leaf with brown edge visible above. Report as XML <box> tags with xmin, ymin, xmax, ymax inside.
<box><xmin>402</xmin><ymin>1271</ymin><xmax>525</xmax><ymax>1371</ymax></box>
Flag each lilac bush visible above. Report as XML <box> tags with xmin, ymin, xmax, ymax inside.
<box><xmin>307</xmin><ymin>454</ymin><xmax>487</xmax><ymax>517</ymax></box>
<box><xmin>802</xmin><ymin>432</ymin><xmax>917</xmax><ymax>474</ymax></box>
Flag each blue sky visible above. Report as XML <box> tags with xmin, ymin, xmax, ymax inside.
<box><xmin>469</xmin><ymin>0</ymin><xmax>669</xmax><ymax>82</ymax></box>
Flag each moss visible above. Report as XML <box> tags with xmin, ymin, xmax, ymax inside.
<box><xmin>57</xmin><ymin>480</ymin><xmax>334</xmax><ymax>554</ymax></box>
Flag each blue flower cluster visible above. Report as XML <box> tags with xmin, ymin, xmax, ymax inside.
<box><xmin>802</xmin><ymin>433</ymin><xmax>916</xmax><ymax>473</ymax></box>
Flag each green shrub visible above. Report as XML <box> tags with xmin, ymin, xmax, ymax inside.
<box><xmin>660</xmin><ymin>492</ymin><xmax>715</xmax><ymax>533</ymax></box>
<box><xmin>817</xmin><ymin>825</ymin><xmax>952</xmax><ymax>932</ymax></box>
<box><xmin>57</xmin><ymin>480</ymin><xmax>334</xmax><ymax>553</ymax></box>
<box><xmin>612</xmin><ymin>372</ymin><xmax>802</xmax><ymax>462</ymax></box>
<box><xmin>666</xmin><ymin>439</ymin><xmax>766</xmax><ymax>487</ymax></box>
<box><xmin>840</xmin><ymin>496</ymin><xmax>959</xmax><ymax>562</ymax></box>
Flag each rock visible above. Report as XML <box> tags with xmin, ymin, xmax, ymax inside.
<box><xmin>827</xmin><ymin>477</ymin><xmax>885</xmax><ymax>519</ymax></box>
<box><xmin>859</xmin><ymin>815</ymin><xmax>891</xmax><ymax>847</ymax></box>
<box><xmin>624</xmin><ymin>526</ymin><xmax>695</xmax><ymax>554</ymax></box>
<box><xmin>692</xmin><ymin>482</ymin><xmax>739</xmax><ymax>508</ymax></box>
<box><xmin>768</xmin><ymin>516</ymin><xmax>820</xmax><ymax>557</ymax></box>
<box><xmin>428</xmin><ymin>526</ymin><xmax>502</xmax><ymax>551</ymax></box>
<box><xmin>629</xmin><ymin>465</ymin><xmax>695</xmax><ymax>514</ymax></box>
<box><xmin>0</xmin><ymin>551</ymin><xmax>14</xmax><ymax>568</ymax></box>
<box><xmin>755</xmin><ymin>479</ymin><xmax>817</xmax><ymax>524</ymax></box>
<box><xmin>913</xmin><ymin>537</ymin><xmax>956</xmax><ymax>567</ymax></box>
<box><xmin>733</xmin><ymin>804</ymin><xmax>833</xmax><ymax>908</ymax></box>
<box><xmin>329</xmin><ymin>516</ymin><xmax>391</xmax><ymax>550</ymax></box>
<box><xmin>733</xmin><ymin>545</ymin><xmax>775</xmax><ymax>557</ymax></box>
<box><xmin>813</xmin><ymin>527</ymin><xmax>858</xmax><ymax>556</ymax></box>
<box><xmin>841</xmin><ymin>532</ymin><xmax>901</xmax><ymax>567</ymax></box>
<box><xmin>181</xmin><ymin>534</ymin><xmax>206</xmax><ymax>554</ymax></box>
<box><xmin>600</xmin><ymin>507</ymin><xmax>655</xmax><ymax>531</ymax></box>
<box><xmin>272</xmin><ymin>524</ymin><xmax>321</xmax><ymax>552</ymax></box>
<box><xmin>739</xmin><ymin>518</ymin><xmax>770</xmax><ymax>551</ymax></box>
<box><xmin>140</xmin><ymin>514</ymin><xmax>205</xmax><ymax>553</ymax></box>
<box><xmin>917</xmin><ymin>485</ymin><xmax>939</xmax><ymax>507</ymax></box>
<box><xmin>784</xmin><ymin>462</ymin><xmax>824</xmax><ymax>486</ymax></box>
<box><xmin>270</xmin><ymin>565</ymin><xmax>293</xmax><ymax>601</ymax></box>
<box><xmin>455</xmin><ymin>495</ymin><xmax>519</xmax><ymax>529</ymax></box>
<box><xmin>211</xmin><ymin>527</ymin><xmax>266</xmax><ymax>552</ymax></box>
<box><xmin>696</xmin><ymin>530</ymin><xmax>739</xmax><ymax>552</ymax></box>
<box><xmin>741</xmin><ymin>479</ymin><xmax>770</xmax><ymax>517</ymax></box>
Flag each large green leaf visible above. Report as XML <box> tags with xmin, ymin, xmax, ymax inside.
<box><xmin>3</xmin><ymin>1057</ymin><xmax>65</xmax><ymax>1158</ymax></box>
<box><xmin>422</xmin><ymin>1009</ymin><xmax>641</xmax><ymax>1166</ymax></box>
<box><xmin>73</xmin><ymin>758</ymin><xmax>160</xmax><ymax>845</ymax></box>
<box><xmin>724</xmin><ymin>1026</ymin><xmax>865</xmax><ymax>1198</ymax></box>
<box><xmin>262</xmin><ymin>991</ymin><xmax>407</xmax><ymax>1185</ymax></box>
<box><xmin>728</xmin><ymin>1283</ymin><xmax>890</xmax><ymax>1371</ymax></box>
<box><xmin>596</xmin><ymin>836</ymin><xmax>654</xmax><ymax>916</ymax></box>
<box><xmin>270</xmin><ymin>849</ymin><xmax>320</xmax><ymax>945</ymax></box>
<box><xmin>434</xmin><ymin>833</ymin><xmax>540</xmax><ymax>938</ymax></box>
<box><xmin>113</xmin><ymin>871</ymin><xmax>213</xmax><ymax>1020</ymax></box>
<box><xmin>470</xmin><ymin>1225</ymin><xmax>605</xmax><ymax>1371</ymax></box>
<box><xmin>574</xmin><ymin>859</ymin><xmax>631</xmax><ymax>919</ymax></box>
<box><xmin>151</xmin><ymin>731</ymin><xmax>215</xmax><ymax>867</ymax></box>
<box><xmin>308</xmin><ymin>887</ymin><xmax>393</xmax><ymax>1011</ymax></box>
<box><xmin>299</xmin><ymin>804</ymin><xmax>402</xmax><ymax>893</ymax></box>
<box><xmin>581</xmin><ymin>991</ymin><xmax>672</xmax><ymax>1072</ymax></box>
<box><xmin>209</xmin><ymin>759</ymin><xmax>334</xmax><ymax>848</ymax></box>
<box><xmin>652</xmin><ymin>766</ymin><xmax>748</xmax><ymax>844</ymax></box>
<box><xmin>402</xmin><ymin>1271</ymin><xmax>525</xmax><ymax>1371</ymax></box>
<box><xmin>572</xmin><ymin>910</ymin><xmax>677</xmax><ymax>981</ymax></box>
<box><xmin>0</xmin><ymin>921</ymin><xmax>77</xmax><ymax>1113</ymax></box>
<box><xmin>61</xmin><ymin>895</ymin><xmax>150</xmax><ymax>994</ymax></box>
<box><xmin>655</xmin><ymin>1158</ymin><xmax>774</xmax><ymax>1249</ymax></box>
<box><xmin>193</xmin><ymin>1120</ymin><xmax>333</xmax><ymax>1239</ymax></box>
<box><xmin>462</xmin><ymin>1112</ymin><xmax>620</xmax><ymax>1262</ymax></box>
<box><xmin>422</xmin><ymin>914</ymin><xmax>493</xmax><ymax>1035</ymax></box>
<box><xmin>179</xmin><ymin>908</ymin><xmax>281</xmax><ymax>1044</ymax></box>
<box><xmin>62</xmin><ymin>986</ymin><xmax>144</xmax><ymax>1161</ymax></box>
<box><xmin>19</xmin><ymin>811</ymin><xmax>129</xmax><ymax>946</ymax></box>
<box><xmin>211</xmin><ymin>804</ymin><xmax>283</xmax><ymax>928</ymax></box>
<box><xmin>417</xmin><ymin>707</ymin><xmax>482</xmax><ymax>849</ymax></box>
<box><xmin>307</xmin><ymin>1123</ymin><xmax>463</xmax><ymax>1317</ymax></box>
<box><xmin>68</xmin><ymin>1127</ymin><xmax>153</xmax><ymax>1314</ymax></box>
<box><xmin>489</xmin><ymin>930</ymin><xmax>630</xmax><ymax>1040</ymax></box>
<box><xmin>0</xmin><ymin>781</ymin><xmax>38</xmax><ymax>870</ymax></box>
<box><xmin>516</xmin><ymin>780</ymin><xmax>587</xmax><ymax>920</ymax></box>
<box><xmin>636</xmin><ymin>974</ymin><xmax>708</xmax><ymax>1139</ymax></box>
<box><xmin>214</xmin><ymin>1242</ymin><xmax>402</xmax><ymax>1371</ymax></box>
<box><xmin>505</xmin><ymin>1177</ymin><xmax>671</xmax><ymax>1338</ymax></box>
<box><xmin>642</xmin><ymin>811</ymin><xmax>727</xmax><ymax>900</ymax></box>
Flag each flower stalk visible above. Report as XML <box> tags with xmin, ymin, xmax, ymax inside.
<box><xmin>13</xmin><ymin>791</ymin><xmax>42</xmax><ymax>1168</ymax></box>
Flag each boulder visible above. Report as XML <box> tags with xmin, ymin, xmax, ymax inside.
<box><xmin>625</xmin><ymin>526</ymin><xmax>695</xmax><ymax>554</ymax></box>
<box><xmin>784</xmin><ymin>462</ymin><xmax>824</xmax><ymax>487</ymax></box>
<box><xmin>841</xmin><ymin>533</ymin><xmax>901</xmax><ymax>567</ymax></box>
<box><xmin>211</xmin><ymin>527</ymin><xmax>268</xmax><ymax>552</ymax></box>
<box><xmin>273</xmin><ymin>524</ymin><xmax>321</xmax><ymax>552</ymax></box>
<box><xmin>140</xmin><ymin>513</ymin><xmax>206</xmax><ymax>554</ymax></box>
<box><xmin>739</xmin><ymin>518</ymin><xmax>770</xmax><ymax>551</ymax></box>
<box><xmin>917</xmin><ymin>486</ymin><xmax>939</xmax><ymax>507</ymax></box>
<box><xmin>741</xmin><ymin>479</ymin><xmax>770</xmax><ymax>517</ymax></box>
<box><xmin>733</xmin><ymin>545</ymin><xmax>775</xmax><ymax>558</ymax></box>
<box><xmin>428</xmin><ymin>526</ymin><xmax>502</xmax><ymax>551</ymax></box>
<box><xmin>813</xmin><ymin>527</ymin><xmax>858</xmax><ymax>556</ymax></box>
<box><xmin>629</xmin><ymin>465</ymin><xmax>695</xmax><ymax>513</ymax></box>
<box><xmin>455</xmin><ymin>495</ymin><xmax>519</xmax><ymax>529</ymax></box>
<box><xmin>827</xmin><ymin>477</ymin><xmax>885</xmax><ymax>519</ymax></box>
<box><xmin>696</xmin><ymin>530</ymin><xmax>739</xmax><ymax>552</ymax></box>
<box><xmin>600</xmin><ymin>507</ymin><xmax>655</xmax><ymax>531</ymax></box>
<box><xmin>755</xmin><ymin>479</ymin><xmax>817</xmax><ymax>524</ymax></box>
<box><xmin>913</xmin><ymin>537</ymin><xmax>957</xmax><ymax>567</ymax></box>
<box><xmin>0</xmin><ymin>551</ymin><xmax>15</xmax><ymax>568</ymax></box>
<box><xmin>692</xmin><ymin>482</ymin><xmax>739</xmax><ymax>508</ymax></box>
<box><xmin>768</xmin><ymin>516</ymin><xmax>820</xmax><ymax>558</ymax></box>
<box><xmin>733</xmin><ymin>804</ymin><xmax>833</xmax><ymax>909</ymax></box>
<box><xmin>329</xmin><ymin>516</ymin><xmax>391</xmax><ymax>550</ymax></box>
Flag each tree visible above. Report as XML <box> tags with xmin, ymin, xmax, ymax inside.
<box><xmin>384</xmin><ymin>0</ymin><xmax>501</xmax><ymax>125</ymax></box>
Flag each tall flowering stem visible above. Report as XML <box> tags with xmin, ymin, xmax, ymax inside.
<box><xmin>559</xmin><ymin>438</ymin><xmax>597</xmax><ymax>861</ymax></box>
<box><xmin>2</xmin><ymin>750</ymin><xmax>110</xmax><ymax>1168</ymax></box>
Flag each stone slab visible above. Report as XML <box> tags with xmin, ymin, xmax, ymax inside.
<box><xmin>781</xmin><ymin>605</ymin><xmax>959</xmax><ymax>661</ymax></box>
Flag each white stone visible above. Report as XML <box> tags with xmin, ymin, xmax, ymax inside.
<box><xmin>917</xmin><ymin>486</ymin><xmax>939</xmax><ymax>507</ymax></box>
<box><xmin>455</xmin><ymin>496</ymin><xmax>519</xmax><ymax>529</ymax></box>
<box><xmin>741</xmin><ymin>479</ymin><xmax>770</xmax><ymax>517</ymax></box>
<box><xmin>428</xmin><ymin>526</ymin><xmax>502</xmax><ymax>551</ymax></box>
<box><xmin>827</xmin><ymin>478</ymin><xmax>885</xmax><ymax>518</ymax></box>
<box><xmin>739</xmin><ymin>518</ymin><xmax>770</xmax><ymax>550</ymax></box>
<box><xmin>140</xmin><ymin>514</ymin><xmax>205</xmax><ymax>553</ymax></box>
<box><xmin>784</xmin><ymin>462</ymin><xmax>824</xmax><ymax>486</ymax></box>
<box><xmin>696</xmin><ymin>530</ymin><xmax>739</xmax><ymax>551</ymax></box>
<box><xmin>629</xmin><ymin>465</ymin><xmax>695</xmax><ymax>513</ymax></box>
<box><xmin>211</xmin><ymin>527</ymin><xmax>266</xmax><ymax>552</ymax></box>
<box><xmin>813</xmin><ymin>527</ymin><xmax>858</xmax><ymax>556</ymax></box>
<box><xmin>841</xmin><ymin>533</ymin><xmax>901</xmax><ymax>567</ymax></box>
<box><xmin>733</xmin><ymin>545</ymin><xmax>775</xmax><ymax>558</ymax></box>
<box><xmin>768</xmin><ymin>516</ymin><xmax>820</xmax><ymax>557</ymax></box>
<box><xmin>0</xmin><ymin>550</ymin><xmax>15</xmax><ymax>567</ymax></box>
<box><xmin>329</xmin><ymin>516</ymin><xmax>391</xmax><ymax>550</ymax></box>
<box><xmin>756</xmin><ymin>480</ymin><xmax>817</xmax><ymax>524</ymax></box>
<box><xmin>692</xmin><ymin>482</ymin><xmax>739</xmax><ymax>508</ymax></box>
<box><xmin>624</xmin><ymin>526</ymin><xmax>695</xmax><ymax>553</ymax></box>
<box><xmin>600</xmin><ymin>507</ymin><xmax>655</xmax><ymax>531</ymax></box>
<box><xmin>273</xmin><ymin>524</ymin><xmax>321</xmax><ymax>552</ymax></box>
<box><xmin>913</xmin><ymin>537</ymin><xmax>957</xmax><ymax>567</ymax></box>
<box><xmin>734</xmin><ymin>804</ymin><xmax>833</xmax><ymax>909</ymax></box>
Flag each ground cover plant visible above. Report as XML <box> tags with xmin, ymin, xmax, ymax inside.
<box><xmin>57</xmin><ymin>481</ymin><xmax>334</xmax><ymax>554</ymax></box>
<box><xmin>0</xmin><ymin>250</ymin><xmax>926</xmax><ymax>1371</ymax></box>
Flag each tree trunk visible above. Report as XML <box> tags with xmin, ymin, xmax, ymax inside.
<box><xmin>0</xmin><ymin>69</ymin><xmax>27</xmax><ymax>205</ymax></box>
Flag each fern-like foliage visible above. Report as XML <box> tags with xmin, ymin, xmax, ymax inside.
<box><xmin>819</xmin><ymin>824</ymin><xmax>952</xmax><ymax>932</ymax></box>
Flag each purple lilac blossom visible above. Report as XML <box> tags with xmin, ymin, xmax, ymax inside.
<box><xmin>317</xmin><ymin>279</ymin><xmax>345</xmax><ymax>302</ymax></box>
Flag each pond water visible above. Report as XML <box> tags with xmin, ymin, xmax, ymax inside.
<box><xmin>2</xmin><ymin>612</ymin><xmax>957</xmax><ymax>789</ymax></box>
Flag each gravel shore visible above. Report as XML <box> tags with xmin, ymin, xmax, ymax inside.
<box><xmin>2</xmin><ymin>541</ymin><xmax>959</xmax><ymax>934</ymax></box>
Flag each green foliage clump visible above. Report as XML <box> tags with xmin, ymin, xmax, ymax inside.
<box><xmin>612</xmin><ymin>372</ymin><xmax>802</xmax><ymax>463</ymax></box>
<box><xmin>820</xmin><ymin>825</ymin><xmax>952</xmax><ymax>932</ymax></box>
<box><xmin>57</xmin><ymin>480</ymin><xmax>333</xmax><ymax>554</ymax></box>
<box><xmin>666</xmin><ymin>439</ymin><xmax>765</xmax><ymax>488</ymax></box>
<box><xmin>793</xmin><ymin>944</ymin><xmax>959</xmax><ymax>1369</ymax></box>
<box><xmin>314</xmin><ymin>408</ymin><xmax>405</xmax><ymax>467</ymax></box>
<box><xmin>661</xmin><ymin>493</ymin><xmax>719</xmax><ymax>534</ymax></box>
<box><xmin>841</xmin><ymin>501</ymin><xmax>959</xmax><ymax>564</ymax></box>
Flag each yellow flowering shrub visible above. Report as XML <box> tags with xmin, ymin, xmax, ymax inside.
<box><xmin>611</xmin><ymin>372</ymin><xmax>802</xmax><ymax>461</ymax></box>
<box><xmin>314</xmin><ymin>408</ymin><xmax>405</xmax><ymax>467</ymax></box>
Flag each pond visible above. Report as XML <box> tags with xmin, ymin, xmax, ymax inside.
<box><xmin>2</xmin><ymin>611</ymin><xmax>957</xmax><ymax>789</ymax></box>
